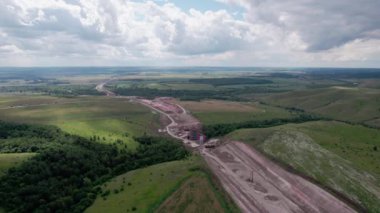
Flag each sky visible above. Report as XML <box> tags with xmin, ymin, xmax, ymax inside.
<box><xmin>0</xmin><ymin>0</ymin><xmax>379</xmax><ymax>67</ymax></box>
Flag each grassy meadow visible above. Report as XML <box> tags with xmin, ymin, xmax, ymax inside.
<box><xmin>0</xmin><ymin>153</ymin><xmax>36</xmax><ymax>177</ymax></box>
<box><xmin>177</xmin><ymin>100</ymin><xmax>294</xmax><ymax>125</ymax></box>
<box><xmin>85</xmin><ymin>157</ymin><xmax>199</xmax><ymax>213</ymax></box>
<box><xmin>86</xmin><ymin>155</ymin><xmax>238</xmax><ymax>213</ymax></box>
<box><xmin>156</xmin><ymin>175</ymin><xmax>234</xmax><ymax>213</ymax></box>
<box><xmin>228</xmin><ymin>121</ymin><xmax>380</xmax><ymax>212</ymax></box>
<box><xmin>259</xmin><ymin>87</ymin><xmax>380</xmax><ymax>127</ymax></box>
<box><xmin>0</xmin><ymin>95</ymin><xmax>161</xmax><ymax>150</ymax></box>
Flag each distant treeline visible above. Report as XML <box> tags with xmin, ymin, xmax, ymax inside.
<box><xmin>111</xmin><ymin>86</ymin><xmax>285</xmax><ymax>101</ymax></box>
<box><xmin>307</xmin><ymin>69</ymin><xmax>380</xmax><ymax>79</ymax></box>
<box><xmin>0</xmin><ymin>121</ymin><xmax>188</xmax><ymax>212</ymax></box>
<box><xmin>0</xmin><ymin>85</ymin><xmax>102</xmax><ymax>96</ymax></box>
<box><xmin>112</xmin><ymin>87</ymin><xmax>239</xmax><ymax>101</ymax></box>
<box><xmin>203</xmin><ymin>114</ymin><xmax>325</xmax><ymax>138</ymax></box>
<box><xmin>189</xmin><ymin>78</ymin><xmax>273</xmax><ymax>86</ymax></box>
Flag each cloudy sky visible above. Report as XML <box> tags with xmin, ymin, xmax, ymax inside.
<box><xmin>0</xmin><ymin>0</ymin><xmax>379</xmax><ymax>67</ymax></box>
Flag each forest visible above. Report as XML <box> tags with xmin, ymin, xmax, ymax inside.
<box><xmin>111</xmin><ymin>86</ymin><xmax>284</xmax><ymax>101</ymax></box>
<box><xmin>0</xmin><ymin>85</ymin><xmax>102</xmax><ymax>96</ymax></box>
<box><xmin>188</xmin><ymin>78</ymin><xmax>273</xmax><ymax>86</ymax></box>
<box><xmin>0</xmin><ymin>121</ymin><xmax>189</xmax><ymax>213</ymax></box>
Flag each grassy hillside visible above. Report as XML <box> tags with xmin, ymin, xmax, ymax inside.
<box><xmin>86</xmin><ymin>155</ymin><xmax>238</xmax><ymax>213</ymax></box>
<box><xmin>156</xmin><ymin>176</ymin><xmax>225</xmax><ymax>213</ymax></box>
<box><xmin>86</xmin><ymin>158</ymin><xmax>198</xmax><ymax>213</ymax></box>
<box><xmin>228</xmin><ymin>121</ymin><xmax>380</xmax><ymax>212</ymax></box>
<box><xmin>0</xmin><ymin>96</ymin><xmax>160</xmax><ymax>150</ymax></box>
<box><xmin>259</xmin><ymin>87</ymin><xmax>380</xmax><ymax>127</ymax></box>
<box><xmin>157</xmin><ymin>174</ymin><xmax>238</xmax><ymax>213</ymax></box>
<box><xmin>0</xmin><ymin>153</ymin><xmax>36</xmax><ymax>177</ymax></box>
<box><xmin>177</xmin><ymin>100</ymin><xmax>294</xmax><ymax>125</ymax></box>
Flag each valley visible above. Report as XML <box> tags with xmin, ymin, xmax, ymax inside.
<box><xmin>0</xmin><ymin>67</ymin><xmax>380</xmax><ymax>212</ymax></box>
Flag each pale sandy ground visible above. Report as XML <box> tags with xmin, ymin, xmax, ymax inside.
<box><xmin>201</xmin><ymin>141</ymin><xmax>356</xmax><ymax>213</ymax></box>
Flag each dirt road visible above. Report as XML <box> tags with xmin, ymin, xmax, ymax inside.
<box><xmin>201</xmin><ymin>141</ymin><xmax>356</xmax><ymax>213</ymax></box>
<box><xmin>137</xmin><ymin>99</ymin><xmax>200</xmax><ymax>148</ymax></box>
<box><xmin>97</xmin><ymin>80</ymin><xmax>356</xmax><ymax>212</ymax></box>
<box><xmin>95</xmin><ymin>80</ymin><xmax>115</xmax><ymax>96</ymax></box>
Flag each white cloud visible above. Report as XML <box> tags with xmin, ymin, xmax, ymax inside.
<box><xmin>0</xmin><ymin>0</ymin><xmax>379</xmax><ymax>67</ymax></box>
<box><xmin>223</xmin><ymin>0</ymin><xmax>380</xmax><ymax>51</ymax></box>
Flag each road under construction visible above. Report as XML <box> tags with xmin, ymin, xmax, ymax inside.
<box><xmin>96</xmin><ymin>81</ymin><xmax>357</xmax><ymax>213</ymax></box>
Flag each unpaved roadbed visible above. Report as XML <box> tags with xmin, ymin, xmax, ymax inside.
<box><xmin>95</xmin><ymin>82</ymin><xmax>357</xmax><ymax>213</ymax></box>
<box><xmin>201</xmin><ymin>141</ymin><xmax>356</xmax><ymax>213</ymax></box>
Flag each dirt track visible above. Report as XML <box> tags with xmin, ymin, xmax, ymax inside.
<box><xmin>96</xmin><ymin>81</ymin><xmax>357</xmax><ymax>213</ymax></box>
<box><xmin>95</xmin><ymin>80</ymin><xmax>115</xmax><ymax>96</ymax></box>
<box><xmin>201</xmin><ymin>141</ymin><xmax>356</xmax><ymax>213</ymax></box>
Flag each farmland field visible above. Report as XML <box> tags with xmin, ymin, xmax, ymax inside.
<box><xmin>228</xmin><ymin>121</ymin><xmax>380</xmax><ymax>211</ymax></box>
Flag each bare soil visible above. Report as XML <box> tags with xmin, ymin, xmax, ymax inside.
<box><xmin>201</xmin><ymin>141</ymin><xmax>356</xmax><ymax>213</ymax></box>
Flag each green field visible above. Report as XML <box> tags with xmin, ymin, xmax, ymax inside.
<box><xmin>156</xmin><ymin>175</ymin><xmax>237</xmax><ymax>213</ymax></box>
<box><xmin>86</xmin><ymin>156</ymin><xmax>200</xmax><ymax>213</ymax></box>
<box><xmin>86</xmin><ymin>155</ymin><xmax>237</xmax><ymax>213</ymax></box>
<box><xmin>228</xmin><ymin>121</ymin><xmax>380</xmax><ymax>212</ymax></box>
<box><xmin>86</xmin><ymin>158</ymin><xmax>196</xmax><ymax>212</ymax></box>
<box><xmin>259</xmin><ymin>87</ymin><xmax>380</xmax><ymax>127</ymax></box>
<box><xmin>0</xmin><ymin>96</ymin><xmax>160</xmax><ymax>150</ymax></box>
<box><xmin>178</xmin><ymin>100</ymin><xmax>294</xmax><ymax>125</ymax></box>
<box><xmin>0</xmin><ymin>153</ymin><xmax>36</xmax><ymax>177</ymax></box>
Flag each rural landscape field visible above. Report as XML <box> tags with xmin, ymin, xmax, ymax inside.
<box><xmin>0</xmin><ymin>67</ymin><xmax>379</xmax><ymax>213</ymax></box>
<box><xmin>1</xmin><ymin>0</ymin><xmax>380</xmax><ymax>212</ymax></box>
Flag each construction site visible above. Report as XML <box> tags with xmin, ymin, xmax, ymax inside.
<box><xmin>137</xmin><ymin>97</ymin><xmax>207</xmax><ymax>147</ymax></box>
<box><xmin>134</xmin><ymin>96</ymin><xmax>357</xmax><ymax>213</ymax></box>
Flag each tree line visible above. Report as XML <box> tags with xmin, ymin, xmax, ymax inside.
<box><xmin>111</xmin><ymin>86</ymin><xmax>285</xmax><ymax>101</ymax></box>
<box><xmin>0</xmin><ymin>121</ymin><xmax>188</xmax><ymax>212</ymax></box>
<box><xmin>203</xmin><ymin>114</ymin><xmax>325</xmax><ymax>138</ymax></box>
<box><xmin>0</xmin><ymin>85</ymin><xmax>102</xmax><ymax>96</ymax></box>
<box><xmin>189</xmin><ymin>77</ymin><xmax>273</xmax><ymax>86</ymax></box>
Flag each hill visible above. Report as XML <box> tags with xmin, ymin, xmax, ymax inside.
<box><xmin>228</xmin><ymin>121</ymin><xmax>380</xmax><ymax>212</ymax></box>
<box><xmin>259</xmin><ymin>87</ymin><xmax>380</xmax><ymax>127</ymax></box>
<box><xmin>86</xmin><ymin>156</ymin><xmax>238</xmax><ymax>213</ymax></box>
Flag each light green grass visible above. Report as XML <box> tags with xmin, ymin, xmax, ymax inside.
<box><xmin>156</xmin><ymin>176</ymin><xmax>226</xmax><ymax>213</ymax></box>
<box><xmin>0</xmin><ymin>153</ymin><xmax>36</xmax><ymax>177</ymax></box>
<box><xmin>0</xmin><ymin>96</ymin><xmax>160</xmax><ymax>150</ymax></box>
<box><xmin>0</xmin><ymin>95</ymin><xmax>61</xmax><ymax>108</ymax></box>
<box><xmin>86</xmin><ymin>156</ymin><xmax>202</xmax><ymax>213</ymax></box>
<box><xmin>194</xmin><ymin>109</ymin><xmax>293</xmax><ymax>125</ymax></box>
<box><xmin>183</xmin><ymin>101</ymin><xmax>294</xmax><ymax>125</ymax></box>
<box><xmin>260</xmin><ymin>87</ymin><xmax>380</xmax><ymax>126</ymax></box>
<box><xmin>57</xmin><ymin>119</ymin><xmax>142</xmax><ymax>150</ymax></box>
<box><xmin>228</xmin><ymin>121</ymin><xmax>380</xmax><ymax>212</ymax></box>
